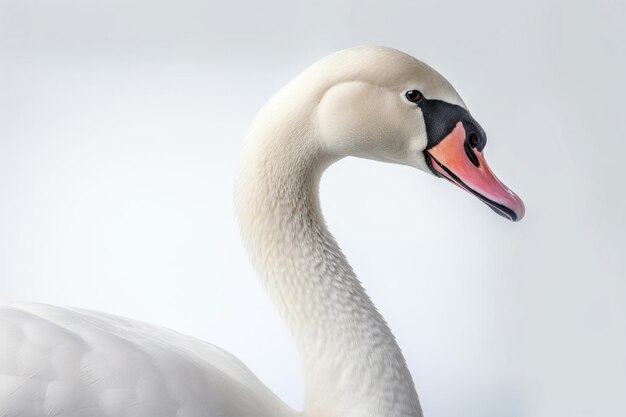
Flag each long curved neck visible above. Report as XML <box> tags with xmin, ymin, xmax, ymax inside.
<box><xmin>235</xmin><ymin>99</ymin><xmax>422</xmax><ymax>417</ymax></box>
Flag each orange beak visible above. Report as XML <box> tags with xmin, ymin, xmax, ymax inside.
<box><xmin>425</xmin><ymin>121</ymin><xmax>525</xmax><ymax>221</ymax></box>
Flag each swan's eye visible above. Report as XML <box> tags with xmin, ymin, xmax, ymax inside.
<box><xmin>468</xmin><ymin>132</ymin><xmax>480</xmax><ymax>148</ymax></box>
<box><xmin>405</xmin><ymin>90</ymin><xmax>423</xmax><ymax>103</ymax></box>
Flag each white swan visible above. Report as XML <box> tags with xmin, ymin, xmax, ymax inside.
<box><xmin>0</xmin><ymin>46</ymin><xmax>524</xmax><ymax>417</ymax></box>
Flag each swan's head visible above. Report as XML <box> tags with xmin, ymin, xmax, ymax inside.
<box><xmin>312</xmin><ymin>46</ymin><xmax>525</xmax><ymax>221</ymax></box>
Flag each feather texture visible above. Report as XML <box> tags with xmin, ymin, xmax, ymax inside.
<box><xmin>0</xmin><ymin>303</ymin><xmax>291</xmax><ymax>417</ymax></box>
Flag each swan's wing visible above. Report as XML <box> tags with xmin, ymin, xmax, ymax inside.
<box><xmin>0</xmin><ymin>302</ymin><xmax>294</xmax><ymax>417</ymax></box>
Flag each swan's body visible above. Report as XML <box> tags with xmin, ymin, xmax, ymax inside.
<box><xmin>0</xmin><ymin>46</ymin><xmax>523</xmax><ymax>417</ymax></box>
<box><xmin>0</xmin><ymin>303</ymin><xmax>290</xmax><ymax>417</ymax></box>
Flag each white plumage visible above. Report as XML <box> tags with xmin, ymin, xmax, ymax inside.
<box><xmin>0</xmin><ymin>302</ymin><xmax>290</xmax><ymax>417</ymax></box>
<box><xmin>0</xmin><ymin>46</ymin><xmax>521</xmax><ymax>417</ymax></box>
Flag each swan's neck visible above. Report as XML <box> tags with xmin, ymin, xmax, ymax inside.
<box><xmin>235</xmin><ymin>107</ymin><xmax>422</xmax><ymax>417</ymax></box>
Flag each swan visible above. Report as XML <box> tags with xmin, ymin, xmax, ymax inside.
<box><xmin>0</xmin><ymin>46</ymin><xmax>524</xmax><ymax>417</ymax></box>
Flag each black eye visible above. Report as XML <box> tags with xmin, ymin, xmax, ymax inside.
<box><xmin>405</xmin><ymin>90</ymin><xmax>423</xmax><ymax>103</ymax></box>
<box><xmin>468</xmin><ymin>132</ymin><xmax>480</xmax><ymax>148</ymax></box>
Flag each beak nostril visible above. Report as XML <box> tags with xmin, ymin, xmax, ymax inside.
<box><xmin>464</xmin><ymin>139</ymin><xmax>480</xmax><ymax>168</ymax></box>
<box><xmin>468</xmin><ymin>132</ymin><xmax>480</xmax><ymax>148</ymax></box>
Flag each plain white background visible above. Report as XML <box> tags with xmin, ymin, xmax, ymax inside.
<box><xmin>1</xmin><ymin>1</ymin><xmax>624</xmax><ymax>416</ymax></box>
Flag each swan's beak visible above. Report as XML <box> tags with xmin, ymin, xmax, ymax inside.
<box><xmin>424</xmin><ymin>121</ymin><xmax>525</xmax><ymax>221</ymax></box>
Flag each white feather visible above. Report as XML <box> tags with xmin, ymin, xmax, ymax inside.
<box><xmin>0</xmin><ymin>302</ymin><xmax>291</xmax><ymax>417</ymax></box>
